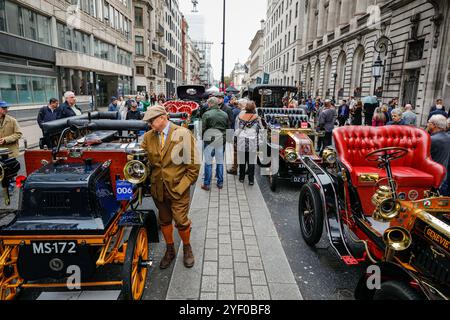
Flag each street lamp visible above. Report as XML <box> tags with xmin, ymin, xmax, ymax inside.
<box><xmin>221</xmin><ymin>0</ymin><xmax>226</xmax><ymax>92</ymax></box>
<box><xmin>372</xmin><ymin>54</ymin><xmax>383</xmax><ymax>96</ymax></box>
<box><xmin>332</xmin><ymin>73</ymin><xmax>338</xmax><ymax>104</ymax></box>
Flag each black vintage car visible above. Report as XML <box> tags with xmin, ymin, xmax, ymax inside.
<box><xmin>0</xmin><ymin>114</ymin><xmax>159</xmax><ymax>300</ymax></box>
<box><xmin>246</xmin><ymin>85</ymin><xmax>321</xmax><ymax>191</ymax></box>
<box><xmin>164</xmin><ymin>85</ymin><xmax>205</xmax><ymax>128</ymax></box>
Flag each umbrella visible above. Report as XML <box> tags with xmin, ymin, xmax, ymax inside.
<box><xmin>362</xmin><ymin>96</ymin><xmax>379</xmax><ymax>105</ymax></box>
<box><xmin>225</xmin><ymin>86</ymin><xmax>239</xmax><ymax>94</ymax></box>
<box><xmin>206</xmin><ymin>86</ymin><xmax>220</xmax><ymax>93</ymax></box>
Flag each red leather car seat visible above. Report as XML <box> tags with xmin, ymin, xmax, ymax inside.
<box><xmin>333</xmin><ymin>126</ymin><xmax>446</xmax><ymax>214</ymax></box>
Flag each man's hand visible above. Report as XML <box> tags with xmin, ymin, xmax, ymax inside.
<box><xmin>0</xmin><ymin>139</ymin><xmax>5</xmax><ymax>145</ymax></box>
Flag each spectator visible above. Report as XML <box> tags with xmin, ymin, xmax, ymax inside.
<box><xmin>143</xmin><ymin>95</ymin><xmax>151</xmax><ymax>112</ymax></box>
<box><xmin>387</xmin><ymin>98</ymin><xmax>399</xmax><ymax>122</ymax></box>
<box><xmin>428</xmin><ymin>101</ymin><xmax>449</xmax><ymax>121</ymax></box>
<box><xmin>387</xmin><ymin>108</ymin><xmax>406</xmax><ymax>125</ymax></box>
<box><xmin>228</xmin><ymin>99</ymin><xmax>248</xmax><ymax>175</ymax></box>
<box><xmin>108</xmin><ymin>96</ymin><xmax>119</xmax><ymax>112</ymax></box>
<box><xmin>306</xmin><ymin>96</ymin><xmax>315</xmax><ymax>118</ymax></box>
<box><xmin>318</xmin><ymin>99</ymin><xmax>336</xmax><ymax>154</ymax></box>
<box><xmin>235</xmin><ymin>101</ymin><xmax>264</xmax><ymax>186</ymax></box>
<box><xmin>0</xmin><ymin>101</ymin><xmax>23</xmax><ymax>158</ymax></box>
<box><xmin>428</xmin><ymin>115</ymin><xmax>450</xmax><ymax>195</ymax></box>
<box><xmin>37</xmin><ymin>98</ymin><xmax>60</xmax><ymax>148</ymax></box>
<box><xmin>298</xmin><ymin>99</ymin><xmax>308</xmax><ymax>114</ymax></box>
<box><xmin>338</xmin><ymin>100</ymin><xmax>350</xmax><ymax>126</ymax></box>
<box><xmin>136</xmin><ymin>96</ymin><xmax>144</xmax><ymax>112</ymax></box>
<box><xmin>363</xmin><ymin>97</ymin><xmax>378</xmax><ymax>126</ymax></box>
<box><xmin>351</xmin><ymin>100</ymin><xmax>363</xmax><ymax>125</ymax></box>
<box><xmin>402</xmin><ymin>104</ymin><xmax>417</xmax><ymax>126</ymax></box>
<box><xmin>430</xmin><ymin>98</ymin><xmax>446</xmax><ymax>114</ymax></box>
<box><xmin>215</xmin><ymin>92</ymin><xmax>233</xmax><ymax>129</ymax></box>
<box><xmin>201</xmin><ymin>97</ymin><xmax>229</xmax><ymax>191</ymax></box>
<box><xmin>126</xmin><ymin>100</ymin><xmax>143</xmax><ymax>120</ymax></box>
<box><xmin>443</xmin><ymin>118</ymin><xmax>450</xmax><ymax>196</ymax></box>
<box><xmin>372</xmin><ymin>107</ymin><xmax>387</xmax><ymax>127</ymax></box>
<box><xmin>118</xmin><ymin>96</ymin><xmax>128</xmax><ymax>120</ymax></box>
<box><xmin>60</xmin><ymin>91</ymin><xmax>82</xmax><ymax>118</ymax></box>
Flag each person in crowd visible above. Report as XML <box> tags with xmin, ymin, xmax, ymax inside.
<box><xmin>0</xmin><ymin>101</ymin><xmax>23</xmax><ymax>158</ymax></box>
<box><xmin>108</xmin><ymin>96</ymin><xmax>119</xmax><ymax>112</ymax></box>
<box><xmin>318</xmin><ymin>99</ymin><xmax>336</xmax><ymax>154</ymax></box>
<box><xmin>143</xmin><ymin>94</ymin><xmax>151</xmax><ymax>112</ymax></box>
<box><xmin>372</xmin><ymin>107</ymin><xmax>387</xmax><ymax>127</ymax></box>
<box><xmin>351</xmin><ymin>100</ymin><xmax>363</xmax><ymax>125</ymax></box>
<box><xmin>60</xmin><ymin>91</ymin><xmax>82</xmax><ymax>118</ymax></box>
<box><xmin>235</xmin><ymin>101</ymin><xmax>264</xmax><ymax>186</ymax></box>
<box><xmin>428</xmin><ymin>115</ymin><xmax>450</xmax><ymax>196</ymax></box>
<box><xmin>386</xmin><ymin>108</ymin><xmax>406</xmax><ymax>125</ymax></box>
<box><xmin>306</xmin><ymin>96</ymin><xmax>315</xmax><ymax>118</ymax></box>
<box><xmin>141</xmin><ymin>105</ymin><xmax>200</xmax><ymax>269</ymax></box>
<box><xmin>298</xmin><ymin>99</ymin><xmax>308</xmax><ymax>114</ymax></box>
<box><xmin>215</xmin><ymin>92</ymin><xmax>233</xmax><ymax>129</ymax></box>
<box><xmin>135</xmin><ymin>96</ymin><xmax>144</xmax><ymax>112</ymax></box>
<box><xmin>37</xmin><ymin>98</ymin><xmax>60</xmax><ymax>148</ymax></box>
<box><xmin>402</xmin><ymin>104</ymin><xmax>417</xmax><ymax>126</ymax></box>
<box><xmin>118</xmin><ymin>96</ymin><xmax>128</xmax><ymax>120</ymax></box>
<box><xmin>430</xmin><ymin>98</ymin><xmax>446</xmax><ymax>114</ymax></box>
<box><xmin>201</xmin><ymin>97</ymin><xmax>229</xmax><ymax>191</ymax></box>
<box><xmin>150</xmin><ymin>93</ymin><xmax>157</xmax><ymax>106</ymax></box>
<box><xmin>387</xmin><ymin>98</ymin><xmax>399</xmax><ymax>122</ymax></box>
<box><xmin>126</xmin><ymin>100</ymin><xmax>143</xmax><ymax>121</ymax></box>
<box><xmin>338</xmin><ymin>99</ymin><xmax>350</xmax><ymax>126</ymax></box>
<box><xmin>364</xmin><ymin>97</ymin><xmax>378</xmax><ymax>126</ymax></box>
<box><xmin>228</xmin><ymin>99</ymin><xmax>248</xmax><ymax>176</ymax></box>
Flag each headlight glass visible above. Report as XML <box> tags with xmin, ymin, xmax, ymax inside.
<box><xmin>322</xmin><ymin>148</ymin><xmax>337</xmax><ymax>164</ymax></box>
<box><xmin>124</xmin><ymin>161</ymin><xmax>148</xmax><ymax>184</ymax></box>
<box><xmin>285</xmin><ymin>148</ymin><xmax>298</xmax><ymax>163</ymax></box>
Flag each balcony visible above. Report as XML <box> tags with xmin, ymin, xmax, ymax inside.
<box><xmin>156</xmin><ymin>23</ymin><xmax>164</xmax><ymax>37</ymax></box>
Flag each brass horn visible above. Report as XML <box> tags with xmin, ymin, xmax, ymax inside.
<box><xmin>371</xmin><ymin>185</ymin><xmax>401</xmax><ymax>222</ymax></box>
<box><xmin>383</xmin><ymin>227</ymin><xmax>412</xmax><ymax>262</ymax></box>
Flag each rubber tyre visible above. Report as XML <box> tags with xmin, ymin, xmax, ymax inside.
<box><xmin>269</xmin><ymin>172</ymin><xmax>278</xmax><ymax>192</ymax></box>
<box><xmin>121</xmin><ymin>226</ymin><xmax>149</xmax><ymax>301</ymax></box>
<box><xmin>298</xmin><ymin>183</ymin><xmax>324</xmax><ymax>246</ymax></box>
<box><xmin>373</xmin><ymin>281</ymin><xmax>423</xmax><ymax>300</ymax></box>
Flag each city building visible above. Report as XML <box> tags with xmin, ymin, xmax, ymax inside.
<box><xmin>164</xmin><ymin>0</ymin><xmax>182</xmax><ymax>97</ymax></box>
<box><xmin>263</xmin><ymin>0</ymin><xmax>303</xmax><ymax>87</ymax></box>
<box><xmin>297</xmin><ymin>0</ymin><xmax>450</xmax><ymax>125</ymax></box>
<box><xmin>230</xmin><ymin>62</ymin><xmax>249</xmax><ymax>91</ymax></box>
<box><xmin>249</xmin><ymin>20</ymin><xmax>265</xmax><ymax>84</ymax></box>
<box><xmin>185</xmin><ymin>35</ymin><xmax>201</xmax><ymax>85</ymax></box>
<box><xmin>0</xmin><ymin>0</ymin><xmax>134</xmax><ymax>119</ymax></box>
<box><xmin>149</xmin><ymin>0</ymin><xmax>167</xmax><ymax>96</ymax></box>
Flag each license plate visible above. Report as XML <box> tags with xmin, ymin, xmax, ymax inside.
<box><xmin>31</xmin><ymin>241</ymin><xmax>77</xmax><ymax>255</ymax></box>
<box><xmin>291</xmin><ymin>176</ymin><xmax>308</xmax><ymax>183</ymax></box>
<box><xmin>116</xmin><ymin>180</ymin><xmax>134</xmax><ymax>201</ymax></box>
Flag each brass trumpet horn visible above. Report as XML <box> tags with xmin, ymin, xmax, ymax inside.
<box><xmin>383</xmin><ymin>227</ymin><xmax>412</xmax><ymax>262</ymax></box>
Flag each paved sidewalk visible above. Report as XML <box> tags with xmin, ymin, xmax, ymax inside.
<box><xmin>166</xmin><ymin>167</ymin><xmax>303</xmax><ymax>300</ymax></box>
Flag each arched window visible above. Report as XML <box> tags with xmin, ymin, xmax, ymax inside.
<box><xmin>313</xmin><ymin>59</ymin><xmax>321</xmax><ymax>97</ymax></box>
<box><xmin>351</xmin><ymin>45</ymin><xmax>365</xmax><ymax>98</ymax></box>
<box><xmin>336</xmin><ymin>51</ymin><xmax>347</xmax><ymax>98</ymax></box>
<box><xmin>305</xmin><ymin>63</ymin><xmax>312</xmax><ymax>96</ymax></box>
<box><xmin>323</xmin><ymin>56</ymin><xmax>332</xmax><ymax>99</ymax></box>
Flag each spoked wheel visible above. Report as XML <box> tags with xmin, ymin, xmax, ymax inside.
<box><xmin>298</xmin><ymin>183</ymin><xmax>324</xmax><ymax>246</ymax></box>
<box><xmin>122</xmin><ymin>227</ymin><xmax>150</xmax><ymax>300</ymax></box>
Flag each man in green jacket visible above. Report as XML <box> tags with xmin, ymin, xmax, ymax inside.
<box><xmin>201</xmin><ymin>97</ymin><xmax>229</xmax><ymax>191</ymax></box>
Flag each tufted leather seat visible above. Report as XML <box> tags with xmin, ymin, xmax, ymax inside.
<box><xmin>333</xmin><ymin>126</ymin><xmax>446</xmax><ymax>214</ymax></box>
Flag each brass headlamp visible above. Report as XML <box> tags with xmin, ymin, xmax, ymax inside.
<box><xmin>123</xmin><ymin>160</ymin><xmax>149</xmax><ymax>185</ymax></box>
<box><xmin>322</xmin><ymin>148</ymin><xmax>337</xmax><ymax>164</ymax></box>
<box><xmin>284</xmin><ymin>147</ymin><xmax>298</xmax><ymax>163</ymax></box>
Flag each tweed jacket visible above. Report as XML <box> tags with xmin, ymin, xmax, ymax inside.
<box><xmin>0</xmin><ymin>115</ymin><xmax>23</xmax><ymax>157</ymax></box>
<box><xmin>141</xmin><ymin>123</ymin><xmax>200</xmax><ymax>203</ymax></box>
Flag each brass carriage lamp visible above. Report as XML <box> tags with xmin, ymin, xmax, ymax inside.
<box><xmin>372</xmin><ymin>55</ymin><xmax>384</xmax><ymax>96</ymax></box>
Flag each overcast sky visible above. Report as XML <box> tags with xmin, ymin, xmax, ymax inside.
<box><xmin>179</xmin><ymin>0</ymin><xmax>267</xmax><ymax>81</ymax></box>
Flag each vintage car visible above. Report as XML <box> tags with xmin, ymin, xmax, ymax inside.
<box><xmin>163</xmin><ymin>85</ymin><xmax>205</xmax><ymax>129</ymax></box>
<box><xmin>247</xmin><ymin>85</ymin><xmax>321</xmax><ymax>191</ymax></box>
<box><xmin>0</xmin><ymin>114</ymin><xmax>159</xmax><ymax>300</ymax></box>
<box><xmin>298</xmin><ymin>125</ymin><xmax>449</xmax><ymax>300</ymax></box>
<box><xmin>0</xmin><ymin>149</ymin><xmax>20</xmax><ymax>206</ymax></box>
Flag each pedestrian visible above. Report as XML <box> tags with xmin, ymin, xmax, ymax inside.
<box><xmin>228</xmin><ymin>99</ymin><xmax>248</xmax><ymax>175</ymax></box>
<box><xmin>108</xmin><ymin>96</ymin><xmax>119</xmax><ymax>112</ymax></box>
<box><xmin>363</xmin><ymin>96</ymin><xmax>378</xmax><ymax>126</ymax></box>
<box><xmin>387</xmin><ymin>109</ymin><xmax>406</xmax><ymax>125</ymax></box>
<box><xmin>428</xmin><ymin>101</ymin><xmax>448</xmax><ymax>121</ymax></box>
<box><xmin>235</xmin><ymin>101</ymin><xmax>264</xmax><ymax>186</ymax></box>
<box><xmin>141</xmin><ymin>105</ymin><xmax>200</xmax><ymax>269</ymax></box>
<box><xmin>318</xmin><ymin>99</ymin><xmax>336</xmax><ymax>154</ymax></box>
<box><xmin>428</xmin><ymin>115</ymin><xmax>450</xmax><ymax>196</ymax></box>
<box><xmin>201</xmin><ymin>97</ymin><xmax>229</xmax><ymax>191</ymax></box>
<box><xmin>387</xmin><ymin>98</ymin><xmax>398</xmax><ymax>122</ymax></box>
<box><xmin>372</xmin><ymin>107</ymin><xmax>387</xmax><ymax>127</ymax></box>
<box><xmin>143</xmin><ymin>94</ymin><xmax>151</xmax><ymax>112</ymax></box>
<box><xmin>298</xmin><ymin>99</ymin><xmax>308</xmax><ymax>114</ymax></box>
<box><xmin>429</xmin><ymin>98</ymin><xmax>446</xmax><ymax>114</ymax></box>
<box><xmin>0</xmin><ymin>101</ymin><xmax>23</xmax><ymax>158</ymax></box>
<box><xmin>337</xmin><ymin>100</ymin><xmax>350</xmax><ymax>126</ymax></box>
<box><xmin>37</xmin><ymin>98</ymin><xmax>60</xmax><ymax>148</ymax></box>
<box><xmin>351</xmin><ymin>100</ymin><xmax>363</xmax><ymax>125</ymax></box>
<box><xmin>402</xmin><ymin>104</ymin><xmax>417</xmax><ymax>126</ymax></box>
<box><xmin>215</xmin><ymin>92</ymin><xmax>233</xmax><ymax>129</ymax></box>
<box><xmin>306</xmin><ymin>96</ymin><xmax>315</xmax><ymax>118</ymax></box>
<box><xmin>60</xmin><ymin>91</ymin><xmax>82</xmax><ymax>118</ymax></box>
<box><xmin>126</xmin><ymin>100</ymin><xmax>143</xmax><ymax>121</ymax></box>
<box><xmin>118</xmin><ymin>96</ymin><xmax>128</xmax><ymax>120</ymax></box>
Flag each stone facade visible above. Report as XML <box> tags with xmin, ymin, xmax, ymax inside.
<box><xmin>249</xmin><ymin>21</ymin><xmax>265</xmax><ymax>84</ymax></box>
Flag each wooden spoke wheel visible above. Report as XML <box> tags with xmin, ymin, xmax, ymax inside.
<box><xmin>298</xmin><ymin>183</ymin><xmax>324</xmax><ymax>246</ymax></box>
<box><xmin>122</xmin><ymin>227</ymin><xmax>149</xmax><ymax>300</ymax></box>
<box><xmin>269</xmin><ymin>171</ymin><xmax>278</xmax><ymax>192</ymax></box>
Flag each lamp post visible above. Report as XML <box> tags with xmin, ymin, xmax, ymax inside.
<box><xmin>372</xmin><ymin>54</ymin><xmax>383</xmax><ymax>97</ymax></box>
<box><xmin>221</xmin><ymin>0</ymin><xmax>226</xmax><ymax>92</ymax></box>
<box><xmin>332</xmin><ymin>73</ymin><xmax>338</xmax><ymax>104</ymax></box>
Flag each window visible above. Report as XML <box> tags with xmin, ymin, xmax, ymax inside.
<box><xmin>16</xmin><ymin>75</ymin><xmax>32</xmax><ymax>104</ymax></box>
<box><xmin>32</xmin><ymin>77</ymin><xmax>46</xmax><ymax>103</ymax></box>
<box><xmin>136</xmin><ymin>66</ymin><xmax>145</xmax><ymax>75</ymax></box>
<box><xmin>37</xmin><ymin>14</ymin><xmax>50</xmax><ymax>44</ymax></box>
<box><xmin>0</xmin><ymin>0</ymin><xmax>6</xmax><ymax>32</ymax></box>
<box><xmin>135</xmin><ymin>36</ymin><xmax>144</xmax><ymax>55</ymax></box>
<box><xmin>5</xmin><ymin>1</ymin><xmax>19</xmax><ymax>36</ymax></box>
<box><xmin>135</xmin><ymin>7</ymin><xmax>143</xmax><ymax>27</ymax></box>
<box><xmin>22</xmin><ymin>8</ymin><xmax>38</xmax><ymax>41</ymax></box>
<box><xmin>0</xmin><ymin>74</ymin><xmax>18</xmax><ymax>104</ymax></box>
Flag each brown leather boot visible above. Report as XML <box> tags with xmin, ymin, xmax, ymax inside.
<box><xmin>183</xmin><ymin>244</ymin><xmax>195</xmax><ymax>268</ymax></box>
<box><xmin>159</xmin><ymin>244</ymin><xmax>176</xmax><ymax>269</ymax></box>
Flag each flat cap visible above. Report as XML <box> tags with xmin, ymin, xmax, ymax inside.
<box><xmin>214</xmin><ymin>92</ymin><xmax>225</xmax><ymax>98</ymax></box>
<box><xmin>143</xmin><ymin>105</ymin><xmax>168</xmax><ymax>122</ymax></box>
